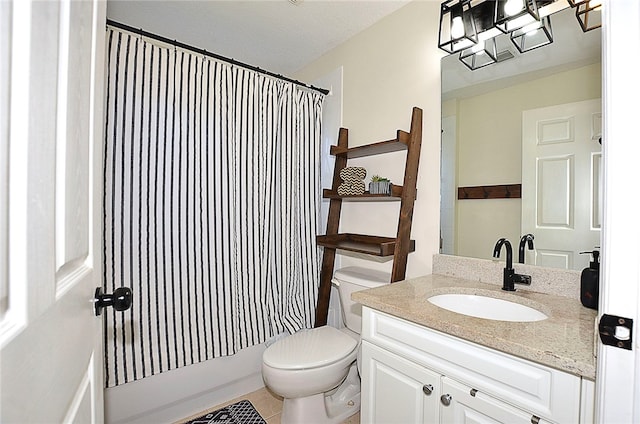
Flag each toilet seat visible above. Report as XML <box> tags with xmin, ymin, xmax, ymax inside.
<box><xmin>263</xmin><ymin>326</ymin><xmax>357</xmax><ymax>370</ymax></box>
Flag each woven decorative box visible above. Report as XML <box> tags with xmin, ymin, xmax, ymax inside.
<box><xmin>369</xmin><ymin>181</ymin><xmax>392</xmax><ymax>195</ymax></box>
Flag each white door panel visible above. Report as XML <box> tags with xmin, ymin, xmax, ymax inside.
<box><xmin>0</xmin><ymin>1</ymin><xmax>107</xmax><ymax>422</ymax></box>
<box><xmin>536</xmin><ymin>155</ymin><xmax>573</xmax><ymax>228</ymax></box>
<box><xmin>522</xmin><ymin>99</ymin><xmax>602</xmax><ymax>270</ymax></box>
<box><xmin>591</xmin><ymin>151</ymin><xmax>602</xmax><ymax>230</ymax></box>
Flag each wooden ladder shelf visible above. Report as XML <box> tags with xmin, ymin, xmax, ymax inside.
<box><xmin>315</xmin><ymin>107</ymin><xmax>423</xmax><ymax>326</ymax></box>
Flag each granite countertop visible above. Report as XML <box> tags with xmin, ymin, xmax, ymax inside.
<box><xmin>353</xmin><ymin>273</ymin><xmax>598</xmax><ymax>379</ymax></box>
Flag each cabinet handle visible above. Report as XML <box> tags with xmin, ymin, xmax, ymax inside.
<box><xmin>440</xmin><ymin>394</ymin><xmax>452</xmax><ymax>406</ymax></box>
<box><xmin>422</xmin><ymin>384</ymin><xmax>434</xmax><ymax>395</ymax></box>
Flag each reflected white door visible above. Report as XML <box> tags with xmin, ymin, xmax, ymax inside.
<box><xmin>0</xmin><ymin>1</ymin><xmax>107</xmax><ymax>422</ymax></box>
<box><xmin>521</xmin><ymin>99</ymin><xmax>602</xmax><ymax>270</ymax></box>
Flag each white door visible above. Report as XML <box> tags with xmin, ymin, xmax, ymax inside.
<box><xmin>597</xmin><ymin>0</ymin><xmax>640</xmax><ymax>422</ymax></box>
<box><xmin>521</xmin><ymin>99</ymin><xmax>602</xmax><ymax>270</ymax></box>
<box><xmin>0</xmin><ymin>1</ymin><xmax>107</xmax><ymax>422</ymax></box>
<box><xmin>360</xmin><ymin>341</ymin><xmax>440</xmax><ymax>423</ymax></box>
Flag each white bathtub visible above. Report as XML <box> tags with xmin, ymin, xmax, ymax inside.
<box><xmin>104</xmin><ymin>286</ymin><xmax>343</xmax><ymax>423</ymax></box>
<box><xmin>104</xmin><ymin>342</ymin><xmax>266</xmax><ymax>424</ymax></box>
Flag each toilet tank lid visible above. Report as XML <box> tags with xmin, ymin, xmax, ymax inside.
<box><xmin>332</xmin><ymin>267</ymin><xmax>391</xmax><ymax>288</ymax></box>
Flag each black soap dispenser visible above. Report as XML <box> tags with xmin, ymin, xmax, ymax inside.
<box><xmin>580</xmin><ymin>249</ymin><xmax>600</xmax><ymax>310</ymax></box>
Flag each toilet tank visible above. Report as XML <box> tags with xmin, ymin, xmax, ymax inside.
<box><xmin>332</xmin><ymin>267</ymin><xmax>391</xmax><ymax>334</ymax></box>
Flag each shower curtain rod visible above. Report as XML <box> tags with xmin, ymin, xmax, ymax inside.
<box><xmin>106</xmin><ymin>19</ymin><xmax>330</xmax><ymax>96</ymax></box>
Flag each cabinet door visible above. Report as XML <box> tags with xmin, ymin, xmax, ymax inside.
<box><xmin>440</xmin><ymin>377</ymin><xmax>549</xmax><ymax>424</ymax></box>
<box><xmin>361</xmin><ymin>341</ymin><xmax>440</xmax><ymax>424</ymax></box>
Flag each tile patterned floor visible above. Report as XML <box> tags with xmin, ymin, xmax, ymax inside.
<box><xmin>176</xmin><ymin>387</ymin><xmax>360</xmax><ymax>424</ymax></box>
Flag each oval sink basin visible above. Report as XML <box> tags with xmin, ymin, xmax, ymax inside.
<box><xmin>428</xmin><ymin>294</ymin><xmax>548</xmax><ymax>322</ymax></box>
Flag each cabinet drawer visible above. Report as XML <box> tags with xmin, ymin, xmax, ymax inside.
<box><xmin>441</xmin><ymin>377</ymin><xmax>554</xmax><ymax>424</ymax></box>
<box><xmin>362</xmin><ymin>307</ymin><xmax>581</xmax><ymax>423</ymax></box>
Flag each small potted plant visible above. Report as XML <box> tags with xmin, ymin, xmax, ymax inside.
<box><xmin>369</xmin><ymin>175</ymin><xmax>392</xmax><ymax>195</ymax></box>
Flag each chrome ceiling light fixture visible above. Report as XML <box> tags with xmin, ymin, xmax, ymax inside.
<box><xmin>460</xmin><ymin>37</ymin><xmax>498</xmax><ymax>70</ymax></box>
<box><xmin>510</xmin><ymin>16</ymin><xmax>553</xmax><ymax>53</ymax></box>
<box><xmin>570</xmin><ymin>0</ymin><xmax>602</xmax><ymax>32</ymax></box>
<box><xmin>438</xmin><ymin>0</ymin><xmax>478</xmax><ymax>54</ymax></box>
<box><xmin>494</xmin><ymin>0</ymin><xmax>540</xmax><ymax>33</ymax></box>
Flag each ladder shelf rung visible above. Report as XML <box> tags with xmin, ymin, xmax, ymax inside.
<box><xmin>322</xmin><ymin>185</ymin><xmax>403</xmax><ymax>200</ymax></box>
<box><xmin>316</xmin><ymin>233</ymin><xmax>415</xmax><ymax>257</ymax></box>
<box><xmin>330</xmin><ymin>130</ymin><xmax>410</xmax><ymax>158</ymax></box>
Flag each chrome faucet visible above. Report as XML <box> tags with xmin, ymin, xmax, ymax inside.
<box><xmin>493</xmin><ymin>238</ymin><xmax>531</xmax><ymax>291</ymax></box>
<box><xmin>518</xmin><ymin>234</ymin><xmax>535</xmax><ymax>264</ymax></box>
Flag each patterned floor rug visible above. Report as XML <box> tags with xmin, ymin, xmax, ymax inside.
<box><xmin>185</xmin><ymin>400</ymin><xmax>266</xmax><ymax>424</ymax></box>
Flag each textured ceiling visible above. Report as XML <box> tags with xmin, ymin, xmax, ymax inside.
<box><xmin>106</xmin><ymin>0</ymin><xmax>412</xmax><ymax>76</ymax></box>
<box><xmin>106</xmin><ymin>1</ymin><xmax>601</xmax><ymax>94</ymax></box>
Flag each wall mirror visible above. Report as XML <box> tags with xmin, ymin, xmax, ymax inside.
<box><xmin>440</xmin><ymin>5</ymin><xmax>602</xmax><ymax>271</ymax></box>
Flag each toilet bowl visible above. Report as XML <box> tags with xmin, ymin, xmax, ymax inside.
<box><xmin>261</xmin><ymin>267</ymin><xmax>390</xmax><ymax>424</ymax></box>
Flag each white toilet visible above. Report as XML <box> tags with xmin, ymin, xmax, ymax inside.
<box><xmin>262</xmin><ymin>267</ymin><xmax>390</xmax><ymax>424</ymax></box>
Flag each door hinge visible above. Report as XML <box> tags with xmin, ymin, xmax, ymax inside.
<box><xmin>599</xmin><ymin>314</ymin><xmax>633</xmax><ymax>350</ymax></box>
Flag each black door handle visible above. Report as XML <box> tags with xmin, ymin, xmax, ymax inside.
<box><xmin>94</xmin><ymin>287</ymin><xmax>132</xmax><ymax>316</ymax></box>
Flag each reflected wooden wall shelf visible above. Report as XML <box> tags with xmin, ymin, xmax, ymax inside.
<box><xmin>457</xmin><ymin>184</ymin><xmax>521</xmax><ymax>200</ymax></box>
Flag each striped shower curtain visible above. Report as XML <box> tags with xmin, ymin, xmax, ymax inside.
<box><xmin>103</xmin><ymin>28</ymin><xmax>324</xmax><ymax>387</ymax></box>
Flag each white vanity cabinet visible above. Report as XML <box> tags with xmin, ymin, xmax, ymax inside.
<box><xmin>360</xmin><ymin>307</ymin><xmax>594</xmax><ymax>424</ymax></box>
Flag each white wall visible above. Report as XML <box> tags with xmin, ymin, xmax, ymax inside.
<box><xmin>312</xmin><ymin>67</ymin><xmax>346</xmax><ymax>329</ymax></box>
<box><xmin>295</xmin><ymin>1</ymin><xmax>443</xmax><ymax>277</ymax></box>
